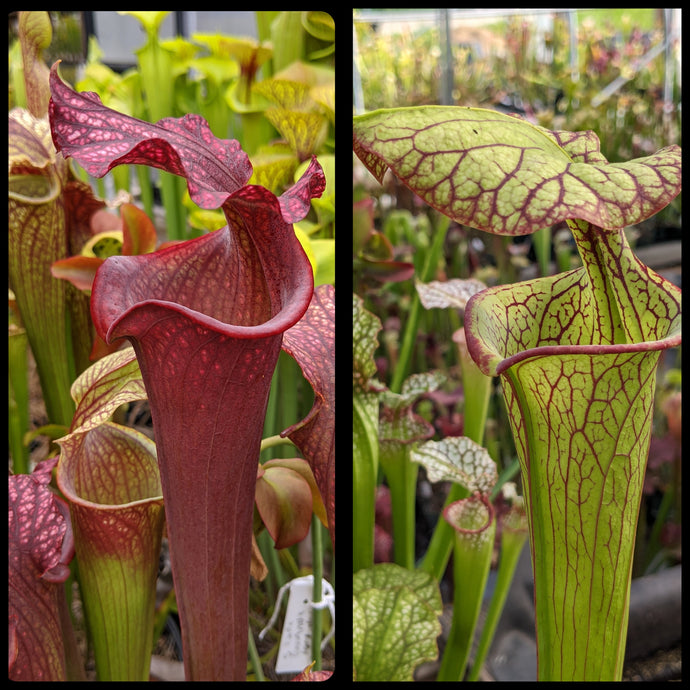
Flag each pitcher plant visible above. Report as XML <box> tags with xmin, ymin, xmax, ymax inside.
<box><xmin>49</xmin><ymin>61</ymin><xmax>328</xmax><ymax>681</ymax></box>
<box><xmin>353</xmin><ymin>105</ymin><xmax>681</xmax><ymax>681</ymax></box>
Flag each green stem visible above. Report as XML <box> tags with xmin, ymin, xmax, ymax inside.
<box><xmin>311</xmin><ymin>516</ymin><xmax>323</xmax><ymax>670</ymax></box>
<box><xmin>255</xmin><ymin>11</ymin><xmax>280</xmax><ymax>46</ymax></box>
<box><xmin>379</xmin><ymin>444</ymin><xmax>418</xmax><ymax>570</ymax></box>
<box><xmin>8</xmin><ymin>327</ymin><xmax>30</xmax><ymax>475</ymax></box>
<box><xmin>159</xmin><ymin>172</ymin><xmax>186</xmax><ymax>241</ymax></box>
<box><xmin>239</xmin><ymin>112</ymin><xmax>274</xmax><ymax>158</ymax></box>
<box><xmin>353</xmin><ymin>392</ymin><xmax>379</xmax><ymax>572</ymax></box>
<box><xmin>111</xmin><ymin>165</ymin><xmax>130</xmax><ymax>195</ymax></box>
<box><xmin>136</xmin><ymin>166</ymin><xmax>155</xmax><ymax>220</ymax></box>
<box><xmin>151</xmin><ymin>588</ymin><xmax>177</xmax><ymax>655</ymax></box>
<box><xmin>247</xmin><ymin>625</ymin><xmax>265</xmax><ymax>681</ymax></box>
<box><xmin>261</xmin><ymin>351</ymin><xmax>300</xmax><ymax>461</ymax></box>
<box><xmin>419</xmin><ymin>349</ymin><xmax>491</xmax><ymax>579</ymax></box>
<box><xmin>95</xmin><ymin>176</ymin><xmax>106</xmax><ymax>200</ymax></box>
<box><xmin>643</xmin><ymin>486</ymin><xmax>674</xmax><ymax>574</ymax></box>
<box><xmin>132</xmin><ymin>18</ymin><xmax>187</xmax><ymax>241</ymax></box>
<box><xmin>466</xmin><ymin>524</ymin><xmax>528</xmax><ymax>681</ymax></box>
<box><xmin>390</xmin><ymin>213</ymin><xmax>449</xmax><ymax>393</ymax></box>
<box><xmin>258</xmin><ymin>529</ymin><xmax>284</xmax><ymax>596</ymax></box>
<box><xmin>276</xmin><ymin>351</ymin><xmax>300</xmax><ymax>458</ymax></box>
<box><xmin>419</xmin><ymin>482</ymin><xmax>469</xmax><ymax>580</ymax></box>
<box><xmin>436</xmin><ymin>499</ymin><xmax>495</xmax><ymax>681</ymax></box>
<box><xmin>459</xmin><ymin>344</ymin><xmax>492</xmax><ymax>444</ymax></box>
<box><xmin>384</xmin><ymin>216</ymin><xmax>450</xmax><ymax>569</ymax></box>
<box><xmin>261</xmin><ymin>358</ymin><xmax>280</xmax><ymax>464</ymax></box>
<box><xmin>532</xmin><ymin>225</ymin><xmax>552</xmax><ymax>277</ymax></box>
<box><xmin>260</xmin><ymin>434</ymin><xmax>295</xmax><ymax>452</ymax></box>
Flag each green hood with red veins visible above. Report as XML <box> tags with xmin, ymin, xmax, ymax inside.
<box><xmin>353</xmin><ymin>104</ymin><xmax>681</xmax><ymax>375</ymax></box>
<box><xmin>354</xmin><ymin>105</ymin><xmax>681</xmax><ymax>680</ymax></box>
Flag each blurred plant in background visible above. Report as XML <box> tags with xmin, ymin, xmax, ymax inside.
<box><xmin>10</xmin><ymin>11</ymin><xmax>335</xmax><ymax>245</ymax></box>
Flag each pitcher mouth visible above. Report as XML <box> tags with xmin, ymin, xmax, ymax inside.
<box><xmin>104</xmin><ymin>291</ymin><xmax>312</xmax><ymax>346</ymax></box>
<box><xmin>91</xmin><ymin>224</ymin><xmax>314</xmax><ymax>347</ymax></box>
<box><xmin>464</xmin><ymin>263</ymin><xmax>682</xmax><ymax>378</ymax></box>
<box><xmin>492</xmin><ymin>332</ymin><xmax>682</xmax><ymax>376</ymax></box>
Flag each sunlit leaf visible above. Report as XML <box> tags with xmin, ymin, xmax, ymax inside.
<box><xmin>249</xmin><ymin>146</ymin><xmax>299</xmax><ymax>192</ymax></box>
<box><xmin>264</xmin><ymin>108</ymin><xmax>328</xmax><ymax>162</ymax></box>
<box><xmin>50</xmin><ymin>62</ymin><xmax>253</xmax><ymax>210</ymax></box>
<box><xmin>310</xmin><ymin>238</ymin><xmax>335</xmax><ymax>286</ymax></box>
<box><xmin>253</xmin><ymin>79</ymin><xmax>313</xmax><ymax>111</ymax></box>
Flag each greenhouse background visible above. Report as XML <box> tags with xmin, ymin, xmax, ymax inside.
<box><xmin>354</xmin><ymin>9</ymin><xmax>681</xmax><ymax>164</ymax></box>
<box><xmin>9</xmin><ymin>10</ymin><xmax>335</xmax><ymax>244</ymax></box>
<box><xmin>86</xmin><ymin>12</ymin><xmax>259</xmax><ymax>68</ymax></box>
<box><xmin>10</xmin><ymin>12</ymin><xmax>262</xmax><ymax>69</ymax></box>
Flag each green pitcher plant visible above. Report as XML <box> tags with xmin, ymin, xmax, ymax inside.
<box><xmin>53</xmin><ymin>346</ymin><xmax>163</xmax><ymax>681</ymax></box>
<box><xmin>8</xmin><ymin>12</ymin><xmax>99</xmax><ymax>429</ymax></box>
<box><xmin>354</xmin><ymin>105</ymin><xmax>681</xmax><ymax>681</ymax></box>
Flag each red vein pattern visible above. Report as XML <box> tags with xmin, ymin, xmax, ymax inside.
<box><xmin>354</xmin><ymin>106</ymin><xmax>681</xmax><ymax>236</ymax></box>
<box><xmin>9</xmin><ymin>458</ymin><xmax>74</xmax><ymax>681</ymax></box>
<box><xmin>49</xmin><ymin>63</ymin><xmax>251</xmax><ymax>210</ymax></box>
<box><xmin>48</xmin><ymin>61</ymin><xmax>327</xmax><ymax>681</ymax></box>
<box><xmin>281</xmin><ymin>284</ymin><xmax>336</xmax><ymax>550</ymax></box>
<box><xmin>355</xmin><ymin>104</ymin><xmax>682</xmax><ymax>680</ymax></box>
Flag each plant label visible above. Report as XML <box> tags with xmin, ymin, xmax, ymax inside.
<box><xmin>275</xmin><ymin>578</ymin><xmax>314</xmax><ymax>674</ymax></box>
<box><xmin>258</xmin><ymin>575</ymin><xmax>334</xmax><ymax>675</ymax></box>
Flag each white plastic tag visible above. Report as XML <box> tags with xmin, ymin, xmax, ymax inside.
<box><xmin>275</xmin><ymin>578</ymin><xmax>315</xmax><ymax>674</ymax></box>
<box><xmin>258</xmin><ymin>575</ymin><xmax>335</xmax><ymax>675</ymax></box>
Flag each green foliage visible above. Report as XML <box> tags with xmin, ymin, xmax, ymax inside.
<box><xmin>11</xmin><ymin>11</ymin><xmax>336</xmax><ymax>245</ymax></box>
<box><xmin>353</xmin><ymin>564</ymin><xmax>442</xmax><ymax>681</ymax></box>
